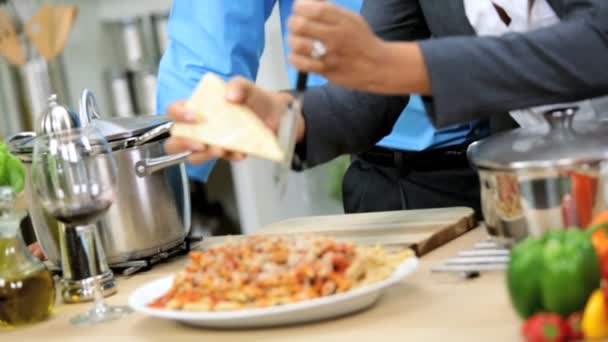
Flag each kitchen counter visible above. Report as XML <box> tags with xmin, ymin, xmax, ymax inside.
<box><xmin>3</xmin><ymin>227</ymin><xmax>520</xmax><ymax>341</ymax></box>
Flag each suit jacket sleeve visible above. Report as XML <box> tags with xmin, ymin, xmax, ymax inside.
<box><xmin>420</xmin><ymin>3</ymin><xmax>608</xmax><ymax>127</ymax></box>
<box><xmin>296</xmin><ymin>0</ymin><xmax>430</xmax><ymax>168</ymax></box>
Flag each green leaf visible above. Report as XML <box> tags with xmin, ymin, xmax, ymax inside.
<box><xmin>6</xmin><ymin>155</ymin><xmax>25</xmax><ymax>194</ymax></box>
<box><xmin>0</xmin><ymin>151</ymin><xmax>7</xmax><ymax>187</ymax></box>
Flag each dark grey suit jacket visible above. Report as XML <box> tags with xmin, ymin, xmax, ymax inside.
<box><xmin>296</xmin><ymin>0</ymin><xmax>608</xmax><ymax>169</ymax></box>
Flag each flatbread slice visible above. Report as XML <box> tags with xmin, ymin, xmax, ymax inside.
<box><xmin>170</xmin><ymin>73</ymin><xmax>285</xmax><ymax>162</ymax></box>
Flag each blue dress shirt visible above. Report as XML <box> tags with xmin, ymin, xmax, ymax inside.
<box><xmin>156</xmin><ymin>0</ymin><xmax>481</xmax><ymax>182</ymax></box>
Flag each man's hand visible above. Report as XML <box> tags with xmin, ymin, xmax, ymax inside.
<box><xmin>287</xmin><ymin>1</ymin><xmax>386</xmax><ymax>91</ymax></box>
<box><xmin>28</xmin><ymin>242</ymin><xmax>45</xmax><ymax>261</ymax></box>
<box><xmin>165</xmin><ymin>77</ymin><xmax>306</xmax><ymax>165</ymax></box>
<box><xmin>222</xmin><ymin>77</ymin><xmax>305</xmax><ymax>142</ymax></box>
<box><xmin>287</xmin><ymin>0</ymin><xmax>430</xmax><ymax>95</ymax></box>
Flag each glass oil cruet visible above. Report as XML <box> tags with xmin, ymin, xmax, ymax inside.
<box><xmin>0</xmin><ymin>186</ymin><xmax>56</xmax><ymax>328</ymax></box>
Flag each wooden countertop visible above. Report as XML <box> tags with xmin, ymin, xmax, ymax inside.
<box><xmin>3</xmin><ymin>227</ymin><xmax>520</xmax><ymax>341</ymax></box>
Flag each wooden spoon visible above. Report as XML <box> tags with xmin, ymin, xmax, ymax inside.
<box><xmin>0</xmin><ymin>10</ymin><xmax>8</xmax><ymax>55</ymax></box>
<box><xmin>0</xmin><ymin>9</ymin><xmax>26</xmax><ymax>65</ymax></box>
<box><xmin>50</xmin><ymin>5</ymin><xmax>78</xmax><ymax>60</ymax></box>
<box><xmin>24</xmin><ymin>3</ymin><xmax>54</xmax><ymax>61</ymax></box>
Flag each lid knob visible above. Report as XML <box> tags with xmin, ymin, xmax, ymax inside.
<box><xmin>543</xmin><ymin>106</ymin><xmax>578</xmax><ymax>131</ymax></box>
<box><xmin>37</xmin><ymin>94</ymin><xmax>81</xmax><ymax>135</ymax></box>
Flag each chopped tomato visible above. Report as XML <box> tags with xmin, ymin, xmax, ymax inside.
<box><xmin>332</xmin><ymin>255</ymin><xmax>351</xmax><ymax>273</ymax></box>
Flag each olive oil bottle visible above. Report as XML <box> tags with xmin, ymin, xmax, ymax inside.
<box><xmin>0</xmin><ymin>187</ymin><xmax>55</xmax><ymax>328</ymax></box>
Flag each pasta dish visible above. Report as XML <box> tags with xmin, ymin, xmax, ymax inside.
<box><xmin>147</xmin><ymin>235</ymin><xmax>413</xmax><ymax>311</ymax></box>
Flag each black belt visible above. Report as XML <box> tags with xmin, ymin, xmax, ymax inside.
<box><xmin>357</xmin><ymin>143</ymin><xmax>472</xmax><ymax>173</ymax></box>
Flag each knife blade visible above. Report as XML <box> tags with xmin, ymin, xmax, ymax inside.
<box><xmin>273</xmin><ymin>0</ymin><xmax>326</xmax><ymax>198</ymax></box>
<box><xmin>273</xmin><ymin>71</ymin><xmax>308</xmax><ymax>198</ymax></box>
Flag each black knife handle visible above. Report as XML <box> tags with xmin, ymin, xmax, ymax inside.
<box><xmin>296</xmin><ymin>72</ymin><xmax>308</xmax><ymax>93</ymax></box>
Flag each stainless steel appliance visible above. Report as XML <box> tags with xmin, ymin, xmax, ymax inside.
<box><xmin>19</xmin><ymin>54</ymin><xmax>71</xmax><ymax>122</ymax></box>
<box><xmin>103</xmin><ymin>16</ymin><xmax>147</xmax><ymax>70</ymax></box>
<box><xmin>468</xmin><ymin>107</ymin><xmax>608</xmax><ymax>246</ymax></box>
<box><xmin>0</xmin><ymin>60</ymin><xmax>25</xmax><ymax>138</ymax></box>
<box><xmin>105</xmin><ymin>68</ymin><xmax>135</xmax><ymax>118</ymax></box>
<box><xmin>0</xmin><ymin>1</ymin><xmax>72</xmax><ymax>134</ymax></box>
<box><xmin>151</xmin><ymin>12</ymin><xmax>169</xmax><ymax>63</ymax></box>
<box><xmin>105</xmin><ymin>66</ymin><xmax>157</xmax><ymax>117</ymax></box>
<box><xmin>9</xmin><ymin>90</ymin><xmax>191</xmax><ymax>267</ymax></box>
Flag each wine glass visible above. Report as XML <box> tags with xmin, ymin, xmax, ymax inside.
<box><xmin>31</xmin><ymin>126</ymin><xmax>132</xmax><ymax>325</ymax></box>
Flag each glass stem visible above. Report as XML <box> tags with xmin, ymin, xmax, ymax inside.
<box><xmin>92</xmin><ymin>279</ymin><xmax>107</xmax><ymax>314</ymax></box>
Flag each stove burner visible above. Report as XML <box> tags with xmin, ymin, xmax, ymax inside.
<box><xmin>45</xmin><ymin>236</ymin><xmax>202</xmax><ymax>277</ymax></box>
<box><xmin>112</xmin><ymin>236</ymin><xmax>202</xmax><ymax>276</ymax></box>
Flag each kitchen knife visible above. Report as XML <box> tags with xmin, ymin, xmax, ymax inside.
<box><xmin>273</xmin><ymin>71</ymin><xmax>307</xmax><ymax>198</ymax></box>
<box><xmin>273</xmin><ymin>0</ymin><xmax>327</xmax><ymax>198</ymax></box>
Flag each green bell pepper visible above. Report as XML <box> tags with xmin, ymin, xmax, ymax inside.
<box><xmin>507</xmin><ymin>229</ymin><xmax>600</xmax><ymax>319</ymax></box>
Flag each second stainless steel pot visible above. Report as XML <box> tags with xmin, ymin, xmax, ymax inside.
<box><xmin>9</xmin><ymin>92</ymin><xmax>191</xmax><ymax>266</ymax></box>
<box><xmin>468</xmin><ymin>107</ymin><xmax>608</xmax><ymax>246</ymax></box>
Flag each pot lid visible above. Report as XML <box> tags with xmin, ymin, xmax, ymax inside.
<box><xmin>9</xmin><ymin>115</ymin><xmax>171</xmax><ymax>155</ymax></box>
<box><xmin>468</xmin><ymin>107</ymin><xmax>608</xmax><ymax>170</ymax></box>
<box><xmin>78</xmin><ymin>89</ymin><xmax>170</xmax><ymax>141</ymax></box>
<box><xmin>9</xmin><ymin>90</ymin><xmax>172</xmax><ymax>156</ymax></box>
<box><xmin>90</xmin><ymin>115</ymin><xmax>170</xmax><ymax>142</ymax></box>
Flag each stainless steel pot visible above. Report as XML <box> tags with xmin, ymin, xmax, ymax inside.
<box><xmin>8</xmin><ymin>91</ymin><xmax>192</xmax><ymax>266</ymax></box>
<box><xmin>468</xmin><ymin>107</ymin><xmax>608</xmax><ymax>246</ymax></box>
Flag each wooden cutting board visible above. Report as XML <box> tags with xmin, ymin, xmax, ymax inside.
<box><xmin>198</xmin><ymin>207</ymin><xmax>476</xmax><ymax>257</ymax></box>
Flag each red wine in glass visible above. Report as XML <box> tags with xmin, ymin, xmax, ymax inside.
<box><xmin>50</xmin><ymin>199</ymin><xmax>113</xmax><ymax>226</ymax></box>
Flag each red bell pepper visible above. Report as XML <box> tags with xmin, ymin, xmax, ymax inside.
<box><xmin>566</xmin><ymin>312</ymin><xmax>583</xmax><ymax>340</ymax></box>
<box><xmin>522</xmin><ymin>313</ymin><xmax>568</xmax><ymax>342</ymax></box>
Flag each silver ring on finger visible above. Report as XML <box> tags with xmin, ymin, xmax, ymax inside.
<box><xmin>310</xmin><ymin>39</ymin><xmax>327</xmax><ymax>59</ymax></box>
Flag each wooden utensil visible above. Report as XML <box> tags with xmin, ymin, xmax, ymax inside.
<box><xmin>24</xmin><ymin>3</ymin><xmax>54</xmax><ymax>61</ymax></box>
<box><xmin>0</xmin><ymin>9</ymin><xmax>26</xmax><ymax>65</ymax></box>
<box><xmin>0</xmin><ymin>9</ymin><xmax>9</xmax><ymax>55</ymax></box>
<box><xmin>197</xmin><ymin>207</ymin><xmax>477</xmax><ymax>257</ymax></box>
<box><xmin>50</xmin><ymin>5</ymin><xmax>77</xmax><ymax>60</ymax></box>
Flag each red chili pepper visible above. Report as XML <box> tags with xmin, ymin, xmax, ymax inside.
<box><xmin>566</xmin><ymin>312</ymin><xmax>583</xmax><ymax>341</ymax></box>
<box><xmin>522</xmin><ymin>313</ymin><xmax>567</xmax><ymax>342</ymax></box>
<box><xmin>571</xmin><ymin>172</ymin><xmax>597</xmax><ymax>228</ymax></box>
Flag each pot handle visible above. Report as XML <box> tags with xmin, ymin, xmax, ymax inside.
<box><xmin>79</xmin><ymin>89</ymin><xmax>101</xmax><ymax>127</ymax></box>
<box><xmin>135</xmin><ymin>151</ymin><xmax>191</xmax><ymax>177</ymax></box>
<box><xmin>7</xmin><ymin>131</ymin><xmax>36</xmax><ymax>143</ymax></box>
<box><xmin>6</xmin><ymin>131</ymin><xmax>36</xmax><ymax>150</ymax></box>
